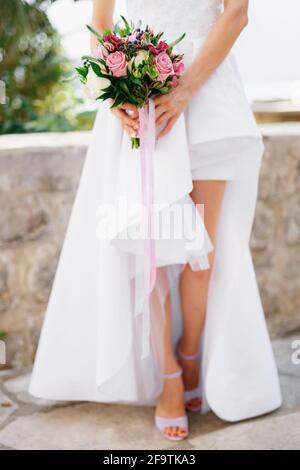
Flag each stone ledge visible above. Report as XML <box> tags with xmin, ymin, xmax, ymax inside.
<box><xmin>260</xmin><ymin>122</ymin><xmax>300</xmax><ymax>138</ymax></box>
<box><xmin>1</xmin><ymin>122</ymin><xmax>300</xmax><ymax>152</ymax></box>
<box><xmin>0</xmin><ymin>131</ymin><xmax>91</xmax><ymax>151</ymax></box>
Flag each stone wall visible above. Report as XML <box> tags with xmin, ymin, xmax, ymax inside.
<box><xmin>0</xmin><ymin>133</ymin><xmax>88</xmax><ymax>366</ymax></box>
<box><xmin>251</xmin><ymin>123</ymin><xmax>300</xmax><ymax>337</ymax></box>
<box><xmin>0</xmin><ymin>125</ymin><xmax>299</xmax><ymax>367</ymax></box>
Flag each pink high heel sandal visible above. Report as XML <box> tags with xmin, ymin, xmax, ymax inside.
<box><xmin>175</xmin><ymin>340</ymin><xmax>203</xmax><ymax>412</ymax></box>
<box><xmin>154</xmin><ymin>368</ymin><xmax>189</xmax><ymax>441</ymax></box>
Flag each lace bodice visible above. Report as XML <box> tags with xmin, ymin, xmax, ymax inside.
<box><xmin>126</xmin><ymin>0</ymin><xmax>223</xmax><ymax>41</ymax></box>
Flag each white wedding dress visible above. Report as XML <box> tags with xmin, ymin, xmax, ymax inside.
<box><xmin>29</xmin><ymin>0</ymin><xmax>282</xmax><ymax>422</ymax></box>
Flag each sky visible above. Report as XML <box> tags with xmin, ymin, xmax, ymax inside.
<box><xmin>48</xmin><ymin>0</ymin><xmax>300</xmax><ymax>100</ymax></box>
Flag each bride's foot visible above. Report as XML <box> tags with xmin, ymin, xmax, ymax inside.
<box><xmin>154</xmin><ymin>365</ymin><xmax>188</xmax><ymax>441</ymax></box>
<box><xmin>176</xmin><ymin>338</ymin><xmax>202</xmax><ymax>412</ymax></box>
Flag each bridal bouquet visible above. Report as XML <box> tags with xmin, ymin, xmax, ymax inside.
<box><xmin>76</xmin><ymin>16</ymin><xmax>185</xmax><ymax>148</ymax></box>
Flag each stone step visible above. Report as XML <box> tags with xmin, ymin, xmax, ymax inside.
<box><xmin>0</xmin><ymin>335</ymin><xmax>299</xmax><ymax>450</ymax></box>
<box><xmin>0</xmin><ymin>394</ymin><xmax>299</xmax><ymax>450</ymax></box>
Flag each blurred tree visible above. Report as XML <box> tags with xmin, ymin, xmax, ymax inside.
<box><xmin>0</xmin><ymin>0</ymin><xmax>88</xmax><ymax>134</ymax></box>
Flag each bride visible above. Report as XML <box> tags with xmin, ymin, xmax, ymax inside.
<box><xmin>29</xmin><ymin>0</ymin><xmax>282</xmax><ymax>442</ymax></box>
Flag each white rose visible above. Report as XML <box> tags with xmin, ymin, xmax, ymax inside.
<box><xmin>85</xmin><ymin>67</ymin><xmax>111</xmax><ymax>100</ymax></box>
<box><xmin>127</xmin><ymin>57</ymin><xmax>134</xmax><ymax>73</ymax></box>
<box><xmin>134</xmin><ymin>49</ymin><xmax>149</xmax><ymax>67</ymax></box>
<box><xmin>127</xmin><ymin>50</ymin><xmax>149</xmax><ymax>73</ymax></box>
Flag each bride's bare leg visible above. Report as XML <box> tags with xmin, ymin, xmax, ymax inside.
<box><xmin>154</xmin><ymin>292</ymin><xmax>187</xmax><ymax>439</ymax></box>
<box><xmin>155</xmin><ymin>180</ymin><xmax>226</xmax><ymax>434</ymax></box>
<box><xmin>179</xmin><ymin>180</ymin><xmax>226</xmax><ymax>402</ymax></box>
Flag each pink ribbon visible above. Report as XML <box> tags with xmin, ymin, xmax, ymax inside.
<box><xmin>138</xmin><ymin>98</ymin><xmax>157</xmax><ymax>359</ymax></box>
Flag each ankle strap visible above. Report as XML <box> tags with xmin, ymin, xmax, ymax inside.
<box><xmin>176</xmin><ymin>341</ymin><xmax>200</xmax><ymax>361</ymax></box>
<box><xmin>161</xmin><ymin>368</ymin><xmax>183</xmax><ymax>379</ymax></box>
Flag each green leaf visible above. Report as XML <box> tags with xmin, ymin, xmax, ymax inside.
<box><xmin>98</xmin><ymin>91</ymin><xmax>114</xmax><ymax>101</ymax></box>
<box><xmin>130</xmin><ymin>77</ymin><xmax>142</xmax><ymax>86</ymax></box>
<box><xmin>145</xmin><ymin>66</ymin><xmax>159</xmax><ymax>80</ymax></box>
<box><xmin>110</xmin><ymin>94</ymin><xmax>126</xmax><ymax>108</ymax></box>
<box><xmin>86</xmin><ymin>24</ymin><xmax>103</xmax><ymax>42</ymax></box>
<box><xmin>169</xmin><ymin>32</ymin><xmax>186</xmax><ymax>48</ymax></box>
<box><xmin>98</xmin><ymin>73</ymin><xmax>118</xmax><ymax>84</ymax></box>
<box><xmin>114</xmin><ymin>25</ymin><xmax>122</xmax><ymax>36</ymax></box>
<box><xmin>120</xmin><ymin>15</ymin><xmax>131</xmax><ymax>33</ymax></box>
<box><xmin>98</xmin><ymin>85</ymin><xmax>115</xmax><ymax>100</ymax></box>
<box><xmin>152</xmin><ymin>32</ymin><xmax>163</xmax><ymax>46</ymax></box>
<box><xmin>127</xmin><ymin>94</ymin><xmax>139</xmax><ymax>106</ymax></box>
<box><xmin>143</xmin><ymin>32</ymin><xmax>151</xmax><ymax>44</ymax></box>
<box><xmin>119</xmin><ymin>80</ymin><xmax>131</xmax><ymax>97</ymax></box>
<box><xmin>131</xmin><ymin>137</ymin><xmax>140</xmax><ymax>149</ymax></box>
<box><xmin>159</xmin><ymin>86</ymin><xmax>170</xmax><ymax>94</ymax></box>
<box><xmin>103</xmin><ymin>28</ymin><xmax>112</xmax><ymax>36</ymax></box>
<box><xmin>75</xmin><ymin>66</ymin><xmax>88</xmax><ymax>79</ymax></box>
<box><xmin>91</xmin><ymin>62</ymin><xmax>101</xmax><ymax>76</ymax></box>
<box><xmin>133</xmin><ymin>68</ymin><xmax>142</xmax><ymax>78</ymax></box>
<box><xmin>152</xmin><ymin>81</ymin><xmax>165</xmax><ymax>89</ymax></box>
<box><xmin>0</xmin><ymin>330</ymin><xmax>6</xmax><ymax>340</ymax></box>
<box><xmin>97</xmin><ymin>87</ymin><xmax>113</xmax><ymax>100</ymax></box>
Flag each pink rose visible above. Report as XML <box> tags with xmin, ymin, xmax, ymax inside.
<box><xmin>103</xmin><ymin>41</ymin><xmax>115</xmax><ymax>52</ymax></box>
<box><xmin>173</xmin><ymin>61</ymin><xmax>185</xmax><ymax>74</ymax></box>
<box><xmin>155</xmin><ymin>51</ymin><xmax>174</xmax><ymax>81</ymax></box>
<box><xmin>106</xmin><ymin>51</ymin><xmax>127</xmax><ymax>77</ymax></box>
<box><xmin>93</xmin><ymin>44</ymin><xmax>109</xmax><ymax>60</ymax></box>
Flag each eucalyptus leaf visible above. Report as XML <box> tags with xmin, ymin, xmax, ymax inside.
<box><xmin>120</xmin><ymin>15</ymin><xmax>132</xmax><ymax>34</ymax></box>
<box><xmin>86</xmin><ymin>24</ymin><xmax>103</xmax><ymax>42</ymax></box>
<box><xmin>169</xmin><ymin>32</ymin><xmax>186</xmax><ymax>48</ymax></box>
<box><xmin>81</xmin><ymin>55</ymin><xmax>104</xmax><ymax>66</ymax></box>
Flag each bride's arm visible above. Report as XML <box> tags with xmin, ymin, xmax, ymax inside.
<box><xmin>184</xmin><ymin>0</ymin><xmax>249</xmax><ymax>94</ymax></box>
<box><xmin>155</xmin><ymin>0</ymin><xmax>249</xmax><ymax>138</ymax></box>
<box><xmin>91</xmin><ymin>0</ymin><xmax>139</xmax><ymax>137</ymax></box>
<box><xmin>91</xmin><ymin>0</ymin><xmax>115</xmax><ymax>51</ymax></box>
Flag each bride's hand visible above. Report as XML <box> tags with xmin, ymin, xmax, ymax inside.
<box><xmin>109</xmin><ymin>100</ymin><xmax>139</xmax><ymax>139</ymax></box>
<box><xmin>154</xmin><ymin>78</ymin><xmax>193</xmax><ymax>139</ymax></box>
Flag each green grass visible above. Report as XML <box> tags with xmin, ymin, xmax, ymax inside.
<box><xmin>0</xmin><ymin>330</ymin><xmax>7</xmax><ymax>340</ymax></box>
